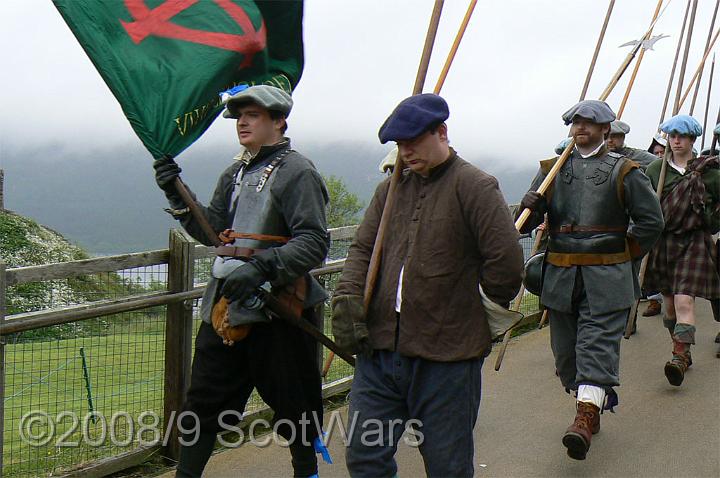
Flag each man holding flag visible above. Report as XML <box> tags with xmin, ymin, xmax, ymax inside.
<box><xmin>52</xmin><ymin>1</ymin><xmax>328</xmax><ymax>476</ymax></box>
<box><xmin>155</xmin><ymin>84</ymin><xmax>330</xmax><ymax>477</ymax></box>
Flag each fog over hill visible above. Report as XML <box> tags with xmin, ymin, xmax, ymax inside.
<box><xmin>2</xmin><ymin>141</ymin><xmax>537</xmax><ymax>254</ymax></box>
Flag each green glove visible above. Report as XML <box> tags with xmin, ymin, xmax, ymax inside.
<box><xmin>331</xmin><ymin>295</ymin><xmax>372</xmax><ymax>355</ymax></box>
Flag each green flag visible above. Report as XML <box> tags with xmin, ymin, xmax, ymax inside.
<box><xmin>53</xmin><ymin>0</ymin><xmax>304</xmax><ymax>158</ymax></box>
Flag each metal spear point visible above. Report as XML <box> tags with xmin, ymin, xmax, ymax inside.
<box><xmin>619</xmin><ymin>33</ymin><xmax>670</xmax><ymax>51</ymax></box>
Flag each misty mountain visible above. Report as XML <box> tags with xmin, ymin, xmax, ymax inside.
<box><xmin>1</xmin><ymin>141</ymin><xmax>536</xmax><ymax>254</ymax></box>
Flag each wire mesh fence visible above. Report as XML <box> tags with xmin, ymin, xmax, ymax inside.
<box><xmin>2</xmin><ymin>266</ymin><xmax>168</xmax><ymax>477</ymax></box>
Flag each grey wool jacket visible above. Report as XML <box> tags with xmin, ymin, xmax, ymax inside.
<box><xmin>523</xmin><ymin>147</ymin><xmax>664</xmax><ymax>314</ymax></box>
<box><xmin>168</xmin><ymin>140</ymin><xmax>330</xmax><ymax>322</ymax></box>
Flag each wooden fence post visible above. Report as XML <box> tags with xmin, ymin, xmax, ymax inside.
<box><xmin>0</xmin><ymin>262</ymin><xmax>6</xmax><ymax>478</ymax></box>
<box><xmin>163</xmin><ymin>230</ymin><xmax>195</xmax><ymax>460</ymax></box>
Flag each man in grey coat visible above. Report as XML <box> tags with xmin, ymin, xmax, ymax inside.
<box><xmin>154</xmin><ymin>85</ymin><xmax>330</xmax><ymax>478</ymax></box>
<box><xmin>606</xmin><ymin>120</ymin><xmax>658</xmax><ymax>170</ymax></box>
<box><xmin>519</xmin><ymin>100</ymin><xmax>664</xmax><ymax>461</ymax></box>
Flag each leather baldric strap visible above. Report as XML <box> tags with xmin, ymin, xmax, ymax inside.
<box><xmin>551</xmin><ymin>225</ymin><xmax>628</xmax><ymax>234</ymax></box>
<box><xmin>218</xmin><ymin>230</ymin><xmax>291</xmax><ymax>244</ymax></box>
<box><xmin>546</xmin><ymin>243</ymin><xmax>631</xmax><ymax>267</ymax></box>
<box><xmin>214</xmin><ymin>231</ymin><xmax>291</xmax><ymax>258</ymax></box>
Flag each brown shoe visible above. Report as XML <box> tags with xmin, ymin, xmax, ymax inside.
<box><xmin>562</xmin><ymin>401</ymin><xmax>600</xmax><ymax>460</ymax></box>
<box><xmin>665</xmin><ymin>339</ymin><xmax>691</xmax><ymax>386</ymax></box>
<box><xmin>643</xmin><ymin>300</ymin><xmax>661</xmax><ymax>317</ymax></box>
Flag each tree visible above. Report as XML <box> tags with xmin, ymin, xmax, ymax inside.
<box><xmin>323</xmin><ymin>175</ymin><xmax>364</xmax><ymax>228</ymax></box>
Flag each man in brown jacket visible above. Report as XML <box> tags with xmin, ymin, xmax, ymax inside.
<box><xmin>331</xmin><ymin>94</ymin><xmax>524</xmax><ymax>477</ymax></box>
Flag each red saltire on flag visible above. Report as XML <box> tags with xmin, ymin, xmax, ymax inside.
<box><xmin>53</xmin><ymin>0</ymin><xmax>304</xmax><ymax>158</ymax></box>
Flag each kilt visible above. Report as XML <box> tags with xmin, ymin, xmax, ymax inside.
<box><xmin>645</xmin><ymin>228</ymin><xmax>720</xmax><ymax>299</ymax></box>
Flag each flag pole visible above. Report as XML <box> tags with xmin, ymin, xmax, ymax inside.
<box><xmin>580</xmin><ymin>0</ymin><xmax>616</xmax><ymax>101</ymax></box>
<box><xmin>659</xmin><ymin>0</ymin><xmax>692</xmax><ymax>125</ymax></box>
<box><xmin>689</xmin><ymin>0</ymin><xmax>720</xmax><ymax>115</ymax></box>
<box><xmin>616</xmin><ymin>0</ymin><xmax>664</xmax><ymax>119</ymax></box>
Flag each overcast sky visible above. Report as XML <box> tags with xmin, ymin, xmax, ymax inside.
<box><xmin>3</xmin><ymin>0</ymin><xmax>720</xmax><ymax>169</ymax></box>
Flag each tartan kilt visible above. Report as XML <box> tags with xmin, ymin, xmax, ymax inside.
<box><xmin>645</xmin><ymin>229</ymin><xmax>720</xmax><ymax>299</ymax></box>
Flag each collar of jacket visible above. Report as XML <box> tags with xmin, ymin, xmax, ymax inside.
<box><xmin>575</xmin><ymin>143</ymin><xmax>607</xmax><ymax>159</ymax></box>
<box><xmin>402</xmin><ymin>148</ymin><xmax>458</xmax><ymax>183</ymax></box>
<box><xmin>233</xmin><ymin>138</ymin><xmax>290</xmax><ymax>166</ymax></box>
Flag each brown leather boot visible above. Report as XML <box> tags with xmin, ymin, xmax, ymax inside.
<box><xmin>664</xmin><ymin>346</ymin><xmax>691</xmax><ymax>386</ymax></box>
<box><xmin>562</xmin><ymin>401</ymin><xmax>600</xmax><ymax>460</ymax></box>
<box><xmin>642</xmin><ymin>299</ymin><xmax>661</xmax><ymax>317</ymax></box>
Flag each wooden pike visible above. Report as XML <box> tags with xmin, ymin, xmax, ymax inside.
<box><xmin>659</xmin><ymin>0</ymin><xmax>692</xmax><ymax>125</ymax></box>
<box><xmin>617</xmin><ymin>0</ymin><xmax>664</xmax><ymax>119</ymax></box>
<box><xmin>433</xmin><ymin>0</ymin><xmax>478</xmax><ymax>94</ymax></box>
<box><xmin>712</xmin><ymin>99</ymin><xmax>720</xmax><ymax>152</ymax></box>
<box><xmin>494</xmin><ymin>225</ymin><xmax>545</xmax><ymax>371</ymax></box>
<box><xmin>673</xmin><ymin>0</ymin><xmax>699</xmax><ymax>114</ymax></box>
<box><xmin>364</xmin><ymin>0</ymin><xmax>444</xmax><ymax>311</ymax></box>
<box><xmin>580</xmin><ymin>0</ymin><xmax>616</xmax><ymax>101</ymax></box>
<box><xmin>677</xmin><ymin>25</ymin><xmax>720</xmax><ymax>109</ymax></box>
<box><xmin>702</xmin><ymin>54</ymin><xmax>716</xmax><ymax>151</ymax></box>
<box><xmin>538</xmin><ymin>309</ymin><xmax>549</xmax><ymax>329</ymax></box>
<box><xmin>689</xmin><ymin>0</ymin><xmax>720</xmax><ymax>115</ymax></box>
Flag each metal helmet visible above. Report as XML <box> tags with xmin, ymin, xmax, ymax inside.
<box><xmin>523</xmin><ymin>252</ymin><xmax>545</xmax><ymax>296</ymax></box>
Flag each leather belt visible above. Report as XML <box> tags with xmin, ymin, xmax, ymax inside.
<box><xmin>551</xmin><ymin>224</ymin><xmax>627</xmax><ymax>234</ymax></box>
<box><xmin>213</xmin><ymin>246</ymin><xmax>261</xmax><ymax>259</ymax></box>
<box><xmin>546</xmin><ymin>243</ymin><xmax>631</xmax><ymax>267</ymax></box>
<box><xmin>219</xmin><ymin>229</ymin><xmax>290</xmax><ymax>244</ymax></box>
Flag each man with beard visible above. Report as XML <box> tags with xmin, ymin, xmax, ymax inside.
<box><xmin>606</xmin><ymin>120</ymin><xmax>658</xmax><ymax>170</ymax></box>
<box><xmin>518</xmin><ymin>100</ymin><xmax>664</xmax><ymax>460</ymax></box>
